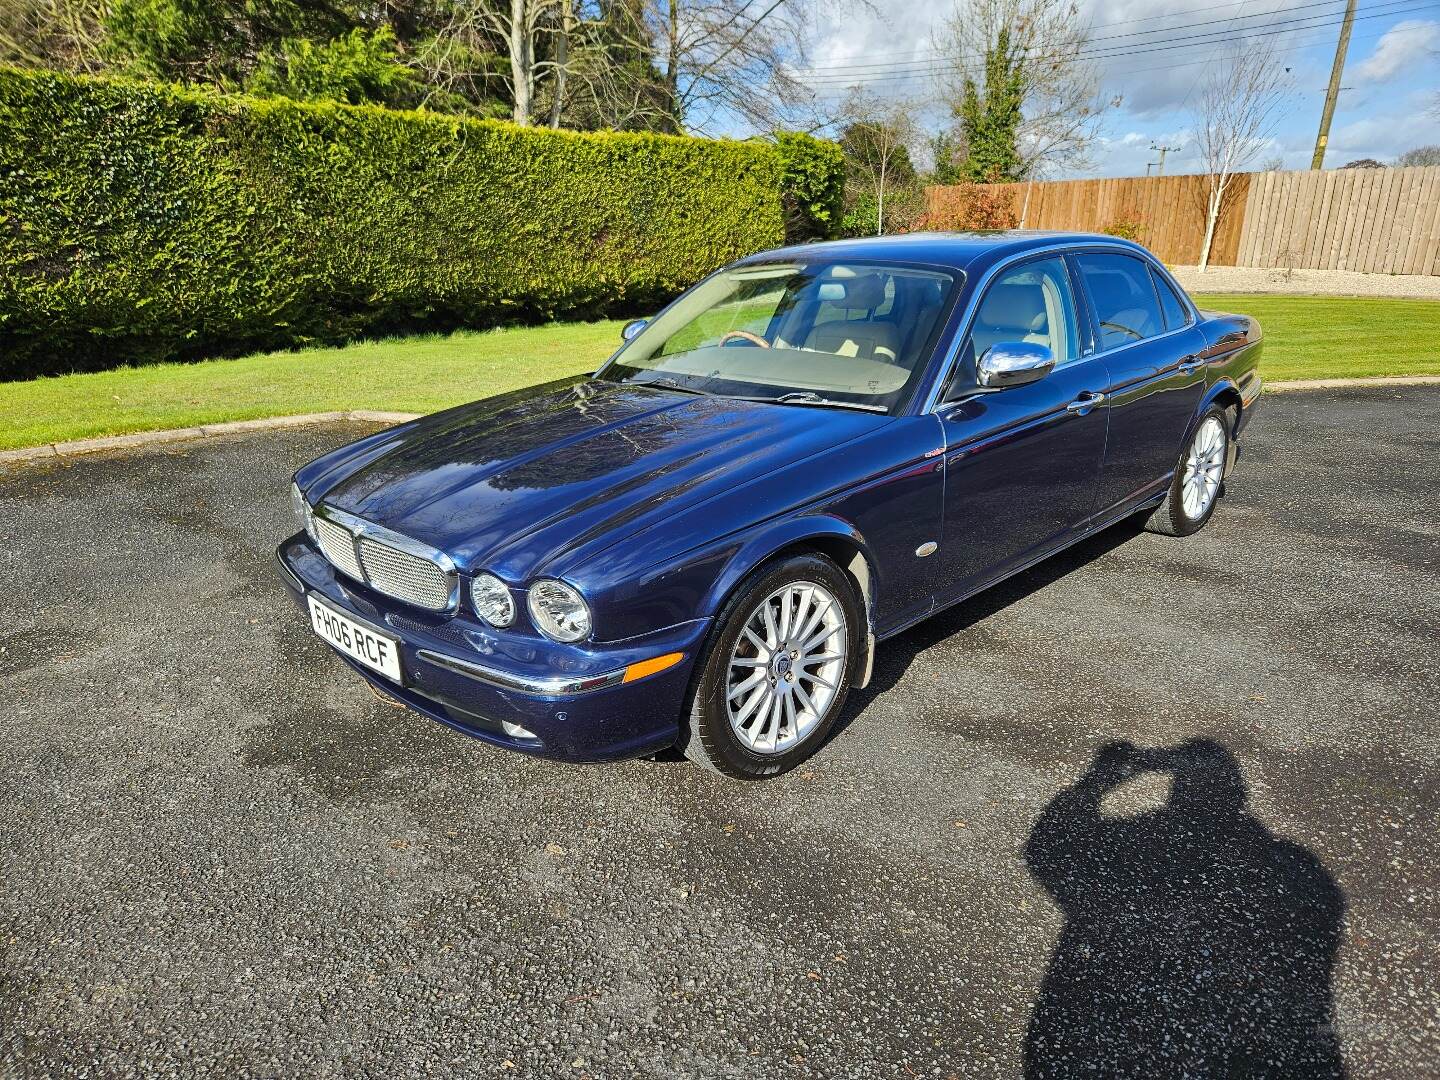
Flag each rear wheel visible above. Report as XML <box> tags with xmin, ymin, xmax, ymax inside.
<box><xmin>680</xmin><ymin>554</ymin><xmax>860</xmax><ymax>780</ymax></box>
<box><xmin>1144</xmin><ymin>405</ymin><xmax>1231</xmax><ymax>537</ymax></box>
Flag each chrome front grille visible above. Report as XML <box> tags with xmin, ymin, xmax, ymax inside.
<box><xmin>356</xmin><ymin>535</ymin><xmax>451</xmax><ymax>611</ymax></box>
<box><xmin>310</xmin><ymin>506</ymin><xmax>456</xmax><ymax>612</ymax></box>
<box><xmin>314</xmin><ymin>515</ymin><xmax>363</xmax><ymax>580</ymax></box>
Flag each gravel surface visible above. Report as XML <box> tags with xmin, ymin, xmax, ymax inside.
<box><xmin>1171</xmin><ymin>264</ymin><xmax>1440</xmax><ymax>299</ymax></box>
<box><xmin>2</xmin><ymin>388</ymin><xmax>1438</xmax><ymax>1078</ymax></box>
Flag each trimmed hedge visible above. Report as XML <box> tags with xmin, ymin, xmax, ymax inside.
<box><xmin>772</xmin><ymin>131</ymin><xmax>846</xmax><ymax>244</ymax></box>
<box><xmin>0</xmin><ymin>68</ymin><xmax>796</xmax><ymax>379</ymax></box>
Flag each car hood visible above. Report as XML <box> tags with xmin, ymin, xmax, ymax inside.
<box><xmin>313</xmin><ymin>378</ymin><xmax>891</xmax><ymax>580</ymax></box>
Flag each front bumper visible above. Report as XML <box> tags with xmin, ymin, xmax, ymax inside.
<box><xmin>276</xmin><ymin>534</ymin><xmax>708</xmax><ymax>762</ymax></box>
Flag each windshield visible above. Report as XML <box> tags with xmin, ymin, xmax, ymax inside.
<box><xmin>601</xmin><ymin>260</ymin><xmax>959</xmax><ymax>414</ymax></box>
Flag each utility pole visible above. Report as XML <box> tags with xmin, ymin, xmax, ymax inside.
<box><xmin>1149</xmin><ymin>143</ymin><xmax>1180</xmax><ymax>176</ymax></box>
<box><xmin>1312</xmin><ymin>0</ymin><xmax>1357</xmax><ymax>169</ymax></box>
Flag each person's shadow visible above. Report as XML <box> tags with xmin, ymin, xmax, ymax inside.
<box><xmin>1024</xmin><ymin>739</ymin><xmax>1347</xmax><ymax>1078</ymax></box>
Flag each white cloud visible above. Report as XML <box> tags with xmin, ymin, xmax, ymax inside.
<box><xmin>1326</xmin><ymin>110</ymin><xmax>1440</xmax><ymax>163</ymax></box>
<box><xmin>1352</xmin><ymin>20</ymin><xmax>1440</xmax><ymax>84</ymax></box>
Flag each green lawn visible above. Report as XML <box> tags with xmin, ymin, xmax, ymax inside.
<box><xmin>2</xmin><ymin>295</ymin><xmax>1437</xmax><ymax>452</ymax></box>
<box><xmin>0</xmin><ymin>321</ymin><xmax>621</xmax><ymax>451</ymax></box>
<box><xmin>1192</xmin><ymin>294</ymin><xmax>1440</xmax><ymax>381</ymax></box>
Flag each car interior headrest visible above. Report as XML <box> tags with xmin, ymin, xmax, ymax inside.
<box><xmin>835</xmin><ymin>272</ymin><xmax>888</xmax><ymax>311</ymax></box>
<box><xmin>978</xmin><ymin>283</ymin><xmax>1048</xmax><ymax>333</ymax></box>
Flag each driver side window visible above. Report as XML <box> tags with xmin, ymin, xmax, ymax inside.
<box><xmin>967</xmin><ymin>257</ymin><xmax>1080</xmax><ymax>368</ymax></box>
<box><xmin>1074</xmin><ymin>253</ymin><xmax>1165</xmax><ymax>350</ymax></box>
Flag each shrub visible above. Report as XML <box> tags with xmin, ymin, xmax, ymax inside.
<box><xmin>249</xmin><ymin>27</ymin><xmax>417</xmax><ymax>107</ymax></box>
<box><xmin>921</xmin><ymin>182</ymin><xmax>1018</xmax><ymax>231</ymax></box>
<box><xmin>1102</xmin><ymin>218</ymin><xmax>1145</xmax><ymax>243</ymax></box>
<box><xmin>0</xmin><ymin>67</ymin><xmax>789</xmax><ymax>379</ymax></box>
<box><xmin>771</xmin><ymin>130</ymin><xmax>845</xmax><ymax>244</ymax></box>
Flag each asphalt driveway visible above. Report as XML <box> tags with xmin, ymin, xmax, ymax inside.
<box><xmin>2</xmin><ymin>386</ymin><xmax>1437</xmax><ymax>1078</ymax></box>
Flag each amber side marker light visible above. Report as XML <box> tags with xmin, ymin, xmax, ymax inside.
<box><xmin>623</xmin><ymin>652</ymin><xmax>685</xmax><ymax>684</ymax></box>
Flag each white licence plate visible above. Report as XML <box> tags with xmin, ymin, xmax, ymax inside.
<box><xmin>307</xmin><ymin>594</ymin><xmax>403</xmax><ymax>683</ymax></box>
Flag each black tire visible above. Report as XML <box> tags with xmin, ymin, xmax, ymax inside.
<box><xmin>679</xmin><ymin>553</ymin><xmax>862</xmax><ymax>780</ymax></box>
<box><xmin>1144</xmin><ymin>404</ymin><xmax>1232</xmax><ymax>537</ymax></box>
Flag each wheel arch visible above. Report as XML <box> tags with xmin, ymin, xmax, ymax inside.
<box><xmin>701</xmin><ymin>516</ymin><xmax>879</xmax><ymax>689</ymax></box>
<box><xmin>1194</xmin><ymin>379</ymin><xmax>1244</xmax><ymax>475</ymax></box>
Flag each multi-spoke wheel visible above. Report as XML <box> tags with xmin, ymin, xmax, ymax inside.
<box><xmin>725</xmin><ymin>581</ymin><xmax>847</xmax><ymax>755</ymax></box>
<box><xmin>1181</xmin><ymin>415</ymin><xmax>1226</xmax><ymax>520</ymax></box>
<box><xmin>1145</xmin><ymin>404</ymin><xmax>1233</xmax><ymax>537</ymax></box>
<box><xmin>681</xmin><ymin>555</ymin><xmax>860</xmax><ymax>779</ymax></box>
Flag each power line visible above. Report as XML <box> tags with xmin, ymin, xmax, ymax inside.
<box><xmin>800</xmin><ymin>19</ymin><xmax>1423</xmax><ymax>96</ymax></box>
<box><xmin>795</xmin><ymin>0</ymin><xmax>1362</xmax><ymax>75</ymax></box>
<box><xmin>792</xmin><ymin>0</ymin><xmax>1438</xmax><ymax>85</ymax></box>
<box><xmin>796</xmin><ymin>0</ymin><xmax>1431</xmax><ymax>82</ymax></box>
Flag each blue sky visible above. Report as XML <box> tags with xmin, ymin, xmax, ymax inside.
<box><xmin>797</xmin><ymin>0</ymin><xmax>1440</xmax><ymax>175</ymax></box>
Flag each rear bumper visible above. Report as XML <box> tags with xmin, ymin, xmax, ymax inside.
<box><xmin>276</xmin><ymin>534</ymin><xmax>707</xmax><ymax>763</ymax></box>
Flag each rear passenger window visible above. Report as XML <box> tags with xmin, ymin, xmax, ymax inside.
<box><xmin>1151</xmin><ymin>268</ymin><xmax>1191</xmax><ymax>330</ymax></box>
<box><xmin>1075</xmin><ymin>253</ymin><xmax>1164</xmax><ymax>350</ymax></box>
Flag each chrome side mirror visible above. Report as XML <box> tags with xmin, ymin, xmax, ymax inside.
<box><xmin>620</xmin><ymin>318</ymin><xmax>648</xmax><ymax>343</ymax></box>
<box><xmin>977</xmin><ymin>341</ymin><xmax>1055</xmax><ymax>389</ymax></box>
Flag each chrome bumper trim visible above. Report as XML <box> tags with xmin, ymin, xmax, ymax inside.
<box><xmin>417</xmin><ymin>649</ymin><xmax>627</xmax><ymax>697</ymax></box>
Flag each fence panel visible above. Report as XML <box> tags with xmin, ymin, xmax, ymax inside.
<box><xmin>928</xmin><ymin>166</ymin><xmax>1440</xmax><ymax>273</ymax></box>
<box><xmin>1234</xmin><ymin>166</ymin><xmax>1440</xmax><ymax>274</ymax></box>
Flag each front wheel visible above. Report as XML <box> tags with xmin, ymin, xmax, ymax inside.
<box><xmin>1144</xmin><ymin>406</ymin><xmax>1231</xmax><ymax>537</ymax></box>
<box><xmin>680</xmin><ymin>554</ymin><xmax>861</xmax><ymax>780</ymax></box>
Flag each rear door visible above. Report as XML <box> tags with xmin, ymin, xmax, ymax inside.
<box><xmin>934</xmin><ymin>254</ymin><xmax>1110</xmax><ymax>599</ymax></box>
<box><xmin>1072</xmin><ymin>251</ymin><xmax>1208</xmax><ymax>520</ymax></box>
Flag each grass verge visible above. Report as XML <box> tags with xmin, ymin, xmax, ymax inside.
<box><xmin>2</xmin><ymin>296</ymin><xmax>1437</xmax><ymax>451</ymax></box>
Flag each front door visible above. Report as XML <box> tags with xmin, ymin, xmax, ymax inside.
<box><xmin>934</xmin><ymin>255</ymin><xmax>1110</xmax><ymax>600</ymax></box>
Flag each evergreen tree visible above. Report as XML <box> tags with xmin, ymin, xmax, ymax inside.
<box><xmin>958</xmin><ymin>24</ymin><xmax>1026</xmax><ymax>182</ymax></box>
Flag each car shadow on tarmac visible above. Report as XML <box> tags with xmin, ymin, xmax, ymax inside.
<box><xmin>841</xmin><ymin>515</ymin><xmax>1151</xmax><ymax>724</ymax></box>
<box><xmin>1020</xmin><ymin>738</ymin><xmax>1347</xmax><ymax>1078</ymax></box>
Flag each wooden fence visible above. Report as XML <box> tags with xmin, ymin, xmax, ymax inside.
<box><xmin>926</xmin><ymin>165</ymin><xmax>1440</xmax><ymax>274</ymax></box>
<box><xmin>1236</xmin><ymin>166</ymin><xmax>1440</xmax><ymax>275</ymax></box>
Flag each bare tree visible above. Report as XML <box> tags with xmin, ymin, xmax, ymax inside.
<box><xmin>416</xmin><ymin>0</ymin><xmax>570</xmax><ymax>125</ymax></box>
<box><xmin>933</xmin><ymin>0</ymin><xmax>1117</xmax><ymax>179</ymax></box>
<box><xmin>595</xmin><ymin>0</ymin><xmax>824</xmax><ymax>133</ymax></box>
<box><xmin>839</xmin><ymin>90</ymin><xmax>923</xmax><ymax>236</ymax></box>
<box><xmin>1189</xmin><ymin>43</ymin><xmax>1292</xmax><ymax>271</ymax></box>
<box><xmin>1395</xmin><ymin>145</ymin><xmax>1440</xmax><ymax>167</ymax></box>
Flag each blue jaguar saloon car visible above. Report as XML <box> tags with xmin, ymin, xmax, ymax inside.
<box><xmin>277</xmin><ymin>232</ymin><xmax>1262</xmax><ymax>779</ymax></box>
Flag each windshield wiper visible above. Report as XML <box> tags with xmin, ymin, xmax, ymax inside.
<box><xmin>741</xmin><ymin>391</ymin><xmax>889</xmax><ymax>413</ymax></box>
<box><xmin>638</xmin><ymin>377</ymin><xmax>713</xmax><ymax>397</ymax></box>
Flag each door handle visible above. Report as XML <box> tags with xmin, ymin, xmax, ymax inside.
<box><xmin>1066</xmin><ymin>392</ymin><xmax>1106</xmax><ymax>414</ymax></box>
<box><xmin>1178</xmin><ymin>355</ymin><xmax>1204</xmax><ymax>374</ymax></box>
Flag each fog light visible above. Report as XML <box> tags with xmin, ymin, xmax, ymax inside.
<box><xmin>502</xmin><ymin>720</ymin><xmax>538</xmax><ymax>740</ymax></box>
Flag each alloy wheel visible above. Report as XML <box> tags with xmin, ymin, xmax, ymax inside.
<box><xmin>724</xmin><ymin>581</ymin><xmax>848</xmax><ymax>755</ymax></box>
<box><xmin>1181</xmin><ymin>415</ymin><xmax>1226</xmax><ymax>520</ymax></box>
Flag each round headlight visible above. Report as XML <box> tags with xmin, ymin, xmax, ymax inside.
<box><xmin>290</xmin><ymin>481</ymin><xmax>316</xmax><ymax>541</ymax></box>
<box><xmin>470</xmin><ymin>573</ymin><xmax>515</xmax><ymax>627</ymax></box>
<box><xmin>527</xmin><ymin>579</ymin><xmax>591</xmax><ymax>643</ymax></box>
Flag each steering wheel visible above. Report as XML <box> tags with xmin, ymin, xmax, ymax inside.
<box><xmin>1099</xmin><ymin>320</ymin><xmax>1143</xmax><ymax>341</ymax></box>
<box><xmin>719</xmin><ymin>329</ymin><xmax>771</xmax><ymax>349</ymax></box>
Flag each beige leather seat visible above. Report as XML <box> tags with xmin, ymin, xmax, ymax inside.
<box><xmin>970</xmin><ymin>283</ymin><xmax>1051</xmax><ymax>359</ymax></box>
<box><xmin>801</xmin><ymin>273</ymin><xmax>900</xmax><ymax>362</ymax></box>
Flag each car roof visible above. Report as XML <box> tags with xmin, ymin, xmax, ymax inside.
<box><xmin>739</xmin><ymin>230</ymin><xmax>1150</xmax><ymax>276</ymax></box>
